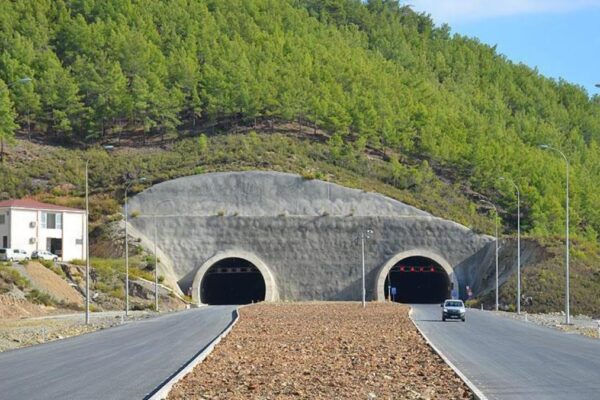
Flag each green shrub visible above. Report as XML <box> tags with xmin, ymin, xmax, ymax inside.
<box><xmin>108</xmin><ymin>288</ymin><xmax>125</xmax><ymax>300</ymax></box>
<box><xmin>301</xmin><ymin>170</ymin><xmax>317</xmax><ymax>180</ymax></box>
<box><xmin>0</xmin><ymin>265</ymin><xmax>31</xmax><ymax>290</ymax></box>
<box><xmin>465</xmin><ymin>299</ymin><xmax>480</xmax><ymax>308</ymax></box>
<box><xmin>129</xmin><ymin>267</ymin><xmax>154</xmax><ymax>281</ymax></box>
<box><xmin>40</xmin><ymin>261</ymin><xmax>67</xmax><ymax>278</ymax></box>
<box><xmin>26</xmin><ymin>289</ymin><xmax>56</xmax><ymax>306</ymax></box>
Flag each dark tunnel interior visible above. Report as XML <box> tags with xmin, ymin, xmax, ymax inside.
<box><xmin>200</xmin><ymin>258</ymin><xmax>266</xmax><ymax>305</ymax></box>
<box><xmin>384</xmin><ymin>256</ymin><xmax>451</xmax><ymax>303</ymax></box>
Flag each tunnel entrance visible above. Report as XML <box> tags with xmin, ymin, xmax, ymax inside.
<box><xmin>200</xmin><ymin>258</ymin><xmax>266</xmax><ymax>305</ymax></box>
<box><xmin>383</xmin><ymin>256</ymin><xmax>450</xmax><ymax>303</ymax></box>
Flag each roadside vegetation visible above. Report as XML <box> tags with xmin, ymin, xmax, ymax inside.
<box><xmin>0</xmin><ymin>263</ymin><xmax>30</xmax><ymax>293</ymax></box>
<box><xmin>476</xmin><ymin>237</ymin><xmax>600</xmax><ymax>318</ymax></box>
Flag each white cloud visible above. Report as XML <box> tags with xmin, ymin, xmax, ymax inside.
<box><xmin>408</xmin><ymin>0</ymin><xmax>600</xmax><ymax>23</ymax></box>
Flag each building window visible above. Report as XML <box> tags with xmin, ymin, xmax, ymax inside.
<box><xmin>41</xmin><ymin>212</ymin><xmax>62</xmax><ymax>229</ymax></box>
<box><xmin>0</xmin><ymin>215</ymin><xmax>4</xmax><ymax>224</ymax></box>
<box><xmin>76</xmin><ymin>238</ymin><xmax>83</xmax><ymax>245</ymax></box>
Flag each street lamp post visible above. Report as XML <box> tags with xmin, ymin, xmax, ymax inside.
<box><xmin>152</xmin><ymin>200</ymin><xmax>172</xmax><ymax>312</ymax></box>
<box><xmin>85</xmin><ymin>160</ymin><xmax>90</xmax><ymax>325</ymax></box>
<box><xmin>500</xmin><ymin>177</ymin><xmax>521</xmax><ymax>314</ymax></box>
<box><xmin>124</xmin><ymin>177</ymin><xmax>146</xmax><ymax>317</ymax></box>
<box><xmin>539</xmin><ymin>144</ymin><xmax>570</xmax><ymax>325</ymax></box>
<box><xmin>480</xmin><ymin>199</ymin><xmax>499</xmax><ymax>311</ymax></box>
<box><xmin>358</xmin><ymin>229</ymin><xmax>373</xmax><ymax>308</ymax></box>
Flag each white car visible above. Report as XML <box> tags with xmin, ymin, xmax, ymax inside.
<box><xmin>31</xmin><ymin>250</ymin><xmax>59</xmax><ymax>262</ymax></box>
<box><xmin>441</xmin><ymin>299</ymin><xmax>466</xmax><ymax>322</ymax></box>
<box><xmin>0</xmin><ymin>248</ymin><xmax>30</xmax><ymax>262</ymax></box>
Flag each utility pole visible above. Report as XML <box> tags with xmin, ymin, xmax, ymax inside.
<box><xmin>358</xmin><ymin>229</ymin><xmax>373</xmax><ymax>308</ymax></box>
<box><xmin>85</xmin><ymin>160</ymin><xmax>90</xmax><ymax>324</ymax></box>
<box><xmin>124</xmin><ymin>177</ymin><xmax>146</xmax><ymax>318</ymax></box>
<box><xmin>539</xmin><ymin>145</ymin><xmax>570</xmax><ymax>325</ymax></box>
<box><xmin>480</xmin><ymin>199</ymin><xmax>499</xmax><ymax>311</ymax></box>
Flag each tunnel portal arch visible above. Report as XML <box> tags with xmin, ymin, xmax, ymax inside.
<box><xmin>376</xmin><ymin>249</ymin><xmax>458</xmax><ymax>302</ymax></box>
<box><xmin>192</xmin><ymin>251</ymin><xmax>278</xmax><ymax>306</ymax></box>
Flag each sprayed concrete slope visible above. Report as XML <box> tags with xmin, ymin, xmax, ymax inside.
<box><xmin>127</xmin><ymin>171</ymin><xmax>494</xmax><ymax>302</ymax></box>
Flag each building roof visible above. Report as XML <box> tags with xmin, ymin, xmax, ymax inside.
<box><xmin>0</xmin><ymin>199</ymin><xmax>84</xmax><ymax>212</ymax></box>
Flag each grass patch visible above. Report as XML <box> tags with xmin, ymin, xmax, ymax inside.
<box><xmin>40</xmin><ymin>260</ymin><xmax>67</xmax><ymax>278</ymax></box>
<box><xmin>26</xmin><ymin>289</ymin><xmax>57</xmax><ymax>306</ymax></box>
<box><xmin>0</xmin><ymin>264</ymin><xmax>31</xmax><ymax>291</ymax></box>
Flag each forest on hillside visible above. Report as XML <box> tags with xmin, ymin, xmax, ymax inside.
<box><xmin>1</xmin><ymin>0</ymin><xmax>600</xmax><ymax>239</ymax></box>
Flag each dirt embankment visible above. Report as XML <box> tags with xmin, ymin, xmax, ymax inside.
<box><xmin>169</xmin><ymin>303</ymin><xmax>472</xmax><ymax>400</ymax></box>
<box><xmin>0</xmin><ymin>294</ymin><xmax>50</xmax><ymax>320</ymax></box>
<box><xmin>22</xmin><ymin>262</ymin><xmax>83</xmax><ymax>305</ymax></box>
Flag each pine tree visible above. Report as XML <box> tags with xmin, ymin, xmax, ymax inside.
<box><xmin>0</xmin><ymin>80</ymin><xmax>18</xmax><ymax>162</ymax></box>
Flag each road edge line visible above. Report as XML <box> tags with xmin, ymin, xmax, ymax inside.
<box><xmin>409</xmin><ymin>307</ymin><xmax>488</xmax><ymax>400</ymax></box>
<box><xmin>147</xmin><ymin>308</ymin><xmax>240</xmax><ymax>400</ymax></box>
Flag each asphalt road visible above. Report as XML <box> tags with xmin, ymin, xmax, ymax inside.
<box><xmin>411</xmin><ymin>304</ymin><xmax>600</xmax><ymax>400</ymax></box>
<box><xmin>0</xmin><ymin>306</ymin><xmax>236</xmax><ymax>400</ymax></box>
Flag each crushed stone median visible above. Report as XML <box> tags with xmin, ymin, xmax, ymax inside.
<box><xmin>169</xmin><ymin>303</ymin><xmax>473</xmax><ymax>399</ymax></box>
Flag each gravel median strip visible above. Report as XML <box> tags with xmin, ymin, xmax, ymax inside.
<box><xmin>169</xmin><ymin>303</ymin><xmax>473</xmax><ymax>399</ymax></box>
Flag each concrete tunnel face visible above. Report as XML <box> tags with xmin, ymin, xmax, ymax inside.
<box><xmin>378</xmin><ymin>254</ymin><xmax>454</xmax><ymax>303</ymax></box>
<box><xmin>129</xmin><ymin>172</ymin><xmax>485</xmax><ymax>303</ymax></box>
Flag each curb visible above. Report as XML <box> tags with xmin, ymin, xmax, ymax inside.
<box><xmin>408</xmin><ymin>308</ymin><xmax>488</xmax><ymax>400</ymax></box>
<box><xmin>146</xmin><ymin>308</ymin><xmax>240</xmax><ymax>400</ymax></box>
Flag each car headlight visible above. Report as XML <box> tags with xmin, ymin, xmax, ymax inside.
<box><xmin>443</xmin><ymin>308</ymin><xmax>448</xmax><ymax>312</ymax></box>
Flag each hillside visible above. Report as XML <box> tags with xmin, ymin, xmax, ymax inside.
<box><xmin>1</xmin><ymin>1</ymin><xmax>600</xmax><ymax>314</ymax></box>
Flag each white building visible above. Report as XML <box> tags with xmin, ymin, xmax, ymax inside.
<box><xmin>0</xmin><ymin>199</ymin><xmax>86</xmax><ymax>261</ymax></box>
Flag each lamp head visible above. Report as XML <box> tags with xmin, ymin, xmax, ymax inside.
<box><xmin>18</xmin><ymin>77</ymin><xmax>32</xmax><ymax>84</ymax></box>
<box><xmin>539</xmin><ymin>144</ymin><xmax>549</xmax><ymax>150</ymax></box>
<box><xmin>102</xmin><ymin>145</ymin><xmax>115</xmax><ymax>151</ymax></box>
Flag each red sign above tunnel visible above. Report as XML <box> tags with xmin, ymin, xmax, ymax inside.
<box><xmin>398</xmin><ymin>266</ymin><xmax>437</xmax><ymax>272</ymax></box>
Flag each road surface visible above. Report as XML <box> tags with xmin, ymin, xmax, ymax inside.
<box><xmin>411</xmin><ymin>304</ymin><xmax>600</xmax><ymax>400</ymax></box>
<box><xmin>0</xmin><ymin>306</ymin><xmax>236</xmax><ymax>400</ymax></box>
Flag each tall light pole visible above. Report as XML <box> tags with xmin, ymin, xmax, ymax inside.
<box><xmin>152</xmin><ymin>200</ymin><xmax>172</xmax><ymax>312</ymax></box>
<box><xmin>500</xmin><ymin>177</ymin><xmax>521</xmax><ymax>314</ymax></box>
<box><xmin>124</xmin><ymin>177</ymin><xmax>146</xmax><ymax>317</ymax></box>
<box><xmin>539</xmin><ymin>144</ymin><xmax>570</xmax><ymax>325</ymax></box>
<box><xmin>480</xmin><ymin>200</ymin><xmax>499</xmax><ymax>311</ymax></box>
<box><xmin>85</xmin><ymin>160</ymin><xmax>90</xmax><ymax>325</ymax></box>
<box><xmin>358</xmin><ymin>229</ymin><xmax>373</xmax><ymax>308</ymax></box>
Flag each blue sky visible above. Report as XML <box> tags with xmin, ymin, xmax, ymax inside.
<box><xmin>409</xmin><ymin>0</ymin><xmax>600</xmax><ymax>96</ymax></box>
